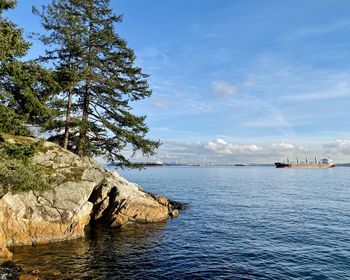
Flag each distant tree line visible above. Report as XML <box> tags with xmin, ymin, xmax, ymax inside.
<box><xmin>0</xmin><ymin>0</ymin><xmax>160</xmax><ymax>168</ymax></box>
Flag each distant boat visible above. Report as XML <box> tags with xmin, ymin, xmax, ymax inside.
<box><xmin>275</xmin><ymin>157</ymin><xmax>336</xmax><ymax>168</ymax></box>
<box><xmin>235</xmin><ymin>164</ymin><xmax>245</xmax><ymax>166</ymax></box>
<box><xmin>141</xmin><ymin>161</ymin><xmax>163</xmax><ymax>167</ymax></box>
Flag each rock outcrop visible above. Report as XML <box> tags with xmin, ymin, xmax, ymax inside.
<box><xmin>89</xmin><ymin>174</ymin><xmax>170</xmax><ymax>227</ymax></box>
<box><xmin>0</xmin><ymin>135</ymin><xmax>184</xmax><ymax>251</ymax></box>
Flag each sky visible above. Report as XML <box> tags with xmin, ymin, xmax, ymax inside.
<box><xmin>5</xmin><ymin>0</ymin><xmax>350</xmax><ymax>164</ymax></box>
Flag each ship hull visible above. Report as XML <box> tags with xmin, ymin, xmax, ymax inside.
<box><xmin>275</xmin><ymin>162</ymin><xmax>335</xmax><ymax>168</ymax></box>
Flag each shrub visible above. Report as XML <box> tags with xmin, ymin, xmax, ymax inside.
<box><xmin>0</xmin><ymin>138</ymin><xmax>42</xmax><ymax>161</ymax></box>
<box><xmin>0</xmin><ymin>159</ymin><xmax>52</xmax><ymax>196</ymax></box>
<box><xmin>0</xmin><ymin>138</ymin><xmax>52</xmax><ymax>197</ymax></box>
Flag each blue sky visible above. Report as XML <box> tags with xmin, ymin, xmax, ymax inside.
<box><xmin>6</xmin><ymin>0</ymin><xmax>350</xmax><ymax>163</ymax></box>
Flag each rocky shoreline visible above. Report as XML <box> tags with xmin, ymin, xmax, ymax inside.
<box><xmin>0</xmin><ymin>136</ymin><xmax>186</xmax><ymax>278</ymax></box>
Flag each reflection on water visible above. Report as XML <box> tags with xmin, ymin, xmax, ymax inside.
<box><xmin>12</xmin><ymin>223</ymin><xmax>168</xmax><ymax>279</ymax></box>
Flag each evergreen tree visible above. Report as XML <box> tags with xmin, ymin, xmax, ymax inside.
<box><xmin>36</xmin><ymin>0</ymin><xmax>160</xmax><ymax>167</ymax></box>
<box><xmin>0</xmin><ymin>1</ymin><xmax>55</xmax><ymax>196</ymax></box>
<box><xmin>0</xmin><ymin>0</ymin><xmax>56</xmax><ymax>135</ymax></box>
<box><xmin>33</xmin><ymin>1</ymin><xmax>83</xmax><ymax>149</ymax></box>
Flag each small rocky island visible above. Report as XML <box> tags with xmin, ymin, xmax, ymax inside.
<box><xmin>0</xmin><ymin>0</ymin><xmax>187</xmax><ymax>277</ymax></box>
<box><xmin>0</xmin><ymin>135</ymin><xmax>184</xmax><ymax>272</ymax></box>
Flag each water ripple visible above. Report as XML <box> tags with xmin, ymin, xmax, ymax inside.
<box><xmin>11</xmin><ymin>167</ymin><xmax>350</xmax><ymax>279</ymax></box>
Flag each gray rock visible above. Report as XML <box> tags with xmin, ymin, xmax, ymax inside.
<box><xmin>0</xmin><ymin>137</ymin><xmax>184</xmax><ymax>248</ymax></box>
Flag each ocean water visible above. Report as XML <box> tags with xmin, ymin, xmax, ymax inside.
<box><xmin>11</xmin><ymin>166</ymin><xmax>350</xmax><ymax>279</ymax></box>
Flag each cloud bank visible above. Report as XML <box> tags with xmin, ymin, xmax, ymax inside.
<box><xmin>127</xmin><ymin>139</ymin><xmax>350</xmax><ymax>165</ymax></box>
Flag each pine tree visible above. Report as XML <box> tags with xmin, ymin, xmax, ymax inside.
<box><xmin>33</xmin><ymin>1</ymin><xmax>84</xmax><ymax>149</ymax></box>
<box><xmin>0</xmin><ymin>0</ymin><xmax>56</xmax><ymax>135</ymax></box>
<box><xmin>36</xmin><ymin>0</ymin><xmax>160</xmax><ymax>167</ymax></box>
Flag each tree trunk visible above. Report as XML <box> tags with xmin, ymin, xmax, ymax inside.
<box><xmin>78</xmin><ymin>79</ymin><xmax>90</xmax><ymax>157</ymax></box>
<box><xmin>63</xmin><ymin>86</ymin><xmax>72</xmax><ymax>150</ymax></box>
<box><xmin>78</xmin><ymin>6</ymin><xmax>93</xmax><ymax>157</ymax></box>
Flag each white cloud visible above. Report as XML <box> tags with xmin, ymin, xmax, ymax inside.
<box><xmin>245</xmin><ymin>54</ymin><xmax>350</xmax><ymax>104</ymax></box>
<box><xmin>125</xmin><ymin>138</ymin><xmax>350</xmax><ymax>164</ymax></box>
<box><xmin>228</xmin><ymin>54</ymin><xmax>350</xmax><ymax>139</ymax></box>
<box><xmin>211</xmin><ymin>79</ymin><xmax>254</xmax><ymax>98</ymax></box>
<box><xmin>204</xmin><ymin>138</ymin><xmax>263</xmax><ymax>155</ymax></box>
<box><xmin>272</xmin><ymin>143</ymin><xmax>294</xmax><ymax>150</ymax></box>
<box><xmin>324</xmin><ymin>140</ymin><xmax>350</xmax><ymax>155</ymax></box>
<box><xmin>212</xmin><ymin>81</ymin><xmax>238</xmax><ymax>97</ymax></box>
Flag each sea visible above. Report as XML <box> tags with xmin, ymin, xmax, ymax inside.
<box><xmin>11</xmin><ymin>166</ymin><xmax>350</xmax><ymax>279</ymax></box>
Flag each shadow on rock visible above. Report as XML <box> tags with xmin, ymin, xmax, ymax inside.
<box><xmin>0</xmin><ymin>261</ymin><xmax>21</xmax><ymax>280</ymax></box>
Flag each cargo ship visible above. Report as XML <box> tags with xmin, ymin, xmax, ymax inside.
<box><xmin>139</xmin><ymin>161</ymin><xmax>163</xmax><ymax>167</ymax></box>
<box><xmin>275</xmin><ymin>157</ymin><xmax>336</xmax><ymax>168</ymax></box>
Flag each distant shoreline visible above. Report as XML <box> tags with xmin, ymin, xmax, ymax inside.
<box><xmin>112</xmin><ymin>163</ymin><xmax>350</xmax><ymax>168</ymax></box>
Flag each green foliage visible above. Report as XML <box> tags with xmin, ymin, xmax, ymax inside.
<box><xmin>0</xmin><ymin>0</ymin><xmax>17</xmax><ymax>13</ymax></box>
<box><xmin>0</xmin><ymin>138</ymin><xmax>52</xmax><ymax>196</ymax></box>
<box><xmin>0</xmin><ymin>138</ymin><xmax>43</xmax><ymax>161</ymax></box>
<box><xmin>0</xmin><ymin>158</ymin><xmax>52</xmax><ymax>197</ymax></box>
<box><xmin>0</xmin><ymin>59</ymin><xmax>59</xmax><ymax>125</ymax></box>
<box><xmin>0</xmin><ymin>1</ymin><xmax>57</xmax><ymax>133</ymax></box>
<box><xmin>36</xmin><ymin>0</ymin><xmax>160</xmax><ymax>168</ymax></box>
<box><xmin>0</xmin><ymin>104</ymin><xmax>29</xmax><ymax>135</ymax></box>
<box><xmin>0</xmin><ymin>1</ymin><xmax>29</xmax><ymax>62</ymax></box>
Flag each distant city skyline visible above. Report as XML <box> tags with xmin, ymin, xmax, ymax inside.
<box><xmin>7</xmin><ymin>0</ymin><xmax>350</xmax><ymax>163</ymax></box>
